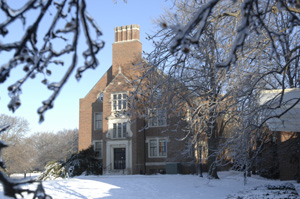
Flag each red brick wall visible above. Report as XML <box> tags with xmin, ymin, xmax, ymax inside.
<box><xmin>79</xmin><ymin>69</ymin><xmax>112</xmax><ymax>151</ymax></box>
<box><xmin>79</xmin><ymin>25</ymin><xmax>142</xmax><ymax>152</ymax></box>
<box><xmin>112</xmin><ymin>25</ymin><xmax>142</xmax><ymax>77</ymax></box>
<box><xmin>79</xmin><ymin>24</ymin><xmax>194</xmax><ymax>175</ymax></box>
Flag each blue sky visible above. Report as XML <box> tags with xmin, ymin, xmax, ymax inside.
<box><xmin>0</xmin><ymin>0</ymin><xmax>169</xmax><ymax>133</ymax></box>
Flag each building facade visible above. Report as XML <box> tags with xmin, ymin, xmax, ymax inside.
<box><xmin>79</xmin><ymin>25</ymin><xmax>194</xmax><ymax>175</ymax></box>
<box><xmin>259</xmin><ymin>89</ymin><xmax>300</xmax><ymax>181</ymax></box>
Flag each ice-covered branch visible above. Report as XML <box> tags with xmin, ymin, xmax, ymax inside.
<box><xmin>0</xmin><ymin>0</ymin><xmax>104</xmax><ymax>121</ymax></box>
<box><xmin>76</xmin><ymin>0</ymin><xmax>104</xmax><ymax>80</ymax></box>
<box><xmin>164</xmin><ymin>0</ymin><xmax>300</xmax><ymax>69</ymax></box>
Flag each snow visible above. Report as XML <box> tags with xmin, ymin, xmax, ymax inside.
<box><xmin>10</xmin><ymin>173</ymin><xmax>41</xmax><ymax>179</ymax></box>
<box><xmin>1</xmin><ymin>171</ymin><xmax>299</xmax><ymax>199</ymax></box>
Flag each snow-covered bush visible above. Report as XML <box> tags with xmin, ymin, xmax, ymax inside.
<box><xmin>64</xmin><ymin>146</ymin><xmax>102</xmax><ymax>177</ymax></box>
<box><xmin>37</xmin><ymin>161</ymin><xmax>66</xmax><ymax>181</ymax></box>
<box><xmin>38</xmin><ymin>146</ymin><xmax>102</xmax><ymax>180</ymax></box>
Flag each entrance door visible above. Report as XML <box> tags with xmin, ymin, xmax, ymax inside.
<box><xmin>114</xmin><ymin>148</ymin><xmax>126</xmax><ymax>169</ymax></box>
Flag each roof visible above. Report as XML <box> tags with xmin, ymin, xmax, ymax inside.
<box><xmin>259</xmin><ymin>88</ymin><xmax>300</xmax><ymax>132</ymax></box>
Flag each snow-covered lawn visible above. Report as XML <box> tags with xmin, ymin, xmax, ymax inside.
<box><xmin>1</xmin><ymin>171</ymin><xmax>300</xmax><ymax>198</ymax></box>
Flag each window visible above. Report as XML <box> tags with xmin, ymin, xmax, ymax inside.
<box><xmin>112</xmin><ymin>93</ymin><xmax>127</xmax><ymax>111</ymax></box>
<box><xmin>113</xmin><ymin>122</ymin><xmax>127</xmax><ymax>139</ymax></box>
<box><xmin>159</xmin><ymin>139</ymin><xmax>167</xmax><ymax>156</ymax></box>
<box><xmin>148</xmin><ymin>109</ymin><xmax>167</xmax><ymax>127</ymax></box>
<box><xmin>98</xmin><ymin>92</ymin><xmax>103</xmax><ymax>102</ymax></box>
<box><xmin>94</xmin><ymin>112</ymin><xmax>103</xmax><ymax>130</ymax></box>
<box><xmin>150</xmin><ymin>140</ymin><xmax>157</xmax><ymax>157</ymax></box>
<box><xmin>148</xmin><ymin>138</ymin><xmax>167</xmax><ymax>158</ymax></box>
<box><xmin>94</xmin><ymin>141</ymin><xmax>103</xmax><ymax>159</ymax></box>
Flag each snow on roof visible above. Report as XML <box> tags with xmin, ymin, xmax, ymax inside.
<box><xmin>259</xmin><ymin>88</ymin><xmax>300</xmax><ymax>132</ymax></box>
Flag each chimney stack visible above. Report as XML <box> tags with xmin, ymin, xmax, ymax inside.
<box><xmin>114</xmin><ymin>24</ymin><xmax>140</xmax><ymax>42</ymax></box>
<box><xmin>112</xmin><ymin>24</ymin><xmax>142</xmax><ymax>77</ymax></box>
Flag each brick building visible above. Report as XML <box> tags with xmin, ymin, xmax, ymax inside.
<box><xmin>259</xmin><ymin>89</ymin><xmax>300</xmax><ymax>181</ymax></box>
<box><xmin>79</xmin><ymin>25</ymin><xmax>194</xmax><ymax>175</ymax></box>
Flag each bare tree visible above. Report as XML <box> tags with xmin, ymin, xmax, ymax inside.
<box><xmin>0</xmin><ymin>114</ymin><xmax>32</xmax><ymax>174</ymax></box>
<box><xmin>131</xmin><ymin>0</ymin><xmax>238</xmax><ymax>179</ymax></box>
<box><xmin>156</xmin><ymin>0</ymin><xmax>300</xmax><ymax>114</ymax></box>
<box><xmin>29</xmin><ymin>129</ymin><xmax>78</xmax><ymax>170</ymax></box>
<box><xmin>132</xmin><ymin>0</ymin><xmax>300</xmax><ymax>180</ymax></box>
<box><xmin>56</xmin><ymin>129</ymin><xmax>79</xmax><ymax>161</ymax></box>
<box><xmin>0</xmin><ymin>124</ymin><xmax>51</xmax><ymax>199</ymax></box>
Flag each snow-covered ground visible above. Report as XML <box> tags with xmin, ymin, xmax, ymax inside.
<box><xmin>1</xmin><ymin>171</ymin><xmax>300</xmax><ymax>198</ymax></box>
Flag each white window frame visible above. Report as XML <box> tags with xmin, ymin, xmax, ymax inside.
<box><xmin>148</xmin><ymin>108</ymin><xmax>167</xmax><ymax>127</ymax></box>
<box><xmin>147</xmin><ymin>138</ymin><xmax>167</xmax><ymax>158</ymax></box>
<box><xmin>112</xmin><ymin>122</ymin><xmax>128</xmax><ymax>139</ymax></box>
<box><xmin>111</xmin><ymin>92</ymin><xmax>127</xmax><ymax>111</ymax></box>
<box><xmin>93</xmin><ymin>141</ymin><xmax>103</xmax><ymax>159</ymax></box>
<box><xmin>94</xmin><ymin>112</ymin><xmax>103</xmax><ymax>130</ymax></box>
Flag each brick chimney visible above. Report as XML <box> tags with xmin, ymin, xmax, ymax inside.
<box><xmin>112</xmin><ymin>24</ymin><xmax>142</xmax><ymax>77</ymax></box>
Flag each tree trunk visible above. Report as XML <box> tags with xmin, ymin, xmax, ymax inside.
<box><xmin>206</xmin><ymin>115</ymin><xmax>224</xmax><ymax>179</ymax></box>
<box><xmin>207</xmin><ymin>137</ymin><xmax>219</xmax><ymax>179</ymax></box>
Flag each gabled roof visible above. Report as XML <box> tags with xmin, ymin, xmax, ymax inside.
<box><xmin>103</xmin><ymin>66</ymin><xmax>132</xmax><ymax>93</ymax></box>
<box><xmin>259</xmin><ymin>88</ymin><xmax>300</xmax><ymax>132</ymax></box>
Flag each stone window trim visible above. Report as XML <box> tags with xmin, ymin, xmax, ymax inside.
<box><xmin>111</xmin><ymin>92</ymin><xmax>128</xmax><ymax>112</ymax></box>
<box><xmin>112</xmin><ymin>122</ymin><xmax>128</xmax><ymax>139</ymax></box>
<box><xmin>107</xmin><ymin>117</ymin><xmax>132</xmax><ymax>140</ymax></box>
<box><xmin>145</xmin><ymin>137</ymin><xmax>169</xmax><ymax>158</ymax></box>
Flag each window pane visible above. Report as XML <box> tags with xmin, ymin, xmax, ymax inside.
<box><xmin>99</xmin><ymin>93</ymin><xmax>103</xmax><ymax>101</ymax></box>
<box><xmin>158</xmin><ymin>109</ymin><xmax>164</xmax><ymax>117</ymax></box>
<box><xmin>149</xmin><ymin>109</ymin><xmax>157</xmax><ymax>127</ymax></box>
<box><xmin>94</xmin><ymin>142</ymin><xmax>102</xmax><ymax>159</ymax></box>
<box><xmin>123</xmin><ymin>123</ymin><xmax>127</xmax><ymax>137</ymax></box>
<box><xmin>150</xmin><ymin>140</ymin><xmax>157</xmax><ymax>157</ymax></box>
<box><xmin>118</xmin><ymin>100</ymin><xmax>122</xmax><ymax>110</ymax></box>
<box><xmin>153</xmin><ymin>116</ymin><xmax>158</xmax><ymax>126</ymax></box>
<box><xmin>158</xmin><ymin>117</ymin><xmax>165</xmax><ymax>126</ymax></box>
<box><xmin>148</xmin><ymin>109</ymin><xmax>167</xmax><ymax>127</ymax></box>
<box><xmin>158</xmin><ymin>110</ymin><xmax>166</xmax><ymax>126</ymax></box>
<box><xmin>113</xmin><ymin>124</ymin><xmax>117</xmax><ymax>138</ymax></box>
<box><xmin>112</xmin><ymin>93</ymin><xmax>127</xmax><ymax>111</ymax></box>
<box><xmin>95</xmin><ymin>121</ymin><xmax>100</xmax><ymax>129</ymax></box>
<box><xmin>159</xmin><ymin>139</ymin><xmax>167</xmax><ymax>156</ymax></box>
<box><xmin>148</xmin><ymin>118</ymin><xmax>152</xmax><ymax>127</ymax></box>
<box><xmin>99</xmin><ymin>146</ymin><xmax>102</xmax><ymax>159</ymax></box>
<box><xmin>118</xmin><ymin>123</ymin><xmax>122</xmax><ymax>138</ymax></box>
<box><xmin>95</xmin><ymin>142</ymin><xmax>101</xmax><ymax>151</ymax></box>
<box><xmin>123</xmin><ymin>100</ymin><xmax>126</xmax><ymax>110</ymax></box>
<box><xmin>95</xmin><ymin>112</ymin><xmax>102</xmax><ymax>129</ymax></box>
<box><xmin>113</xmin><ymin>101</ymin><xmax>117</xmax><ymax>110</ymax></box>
